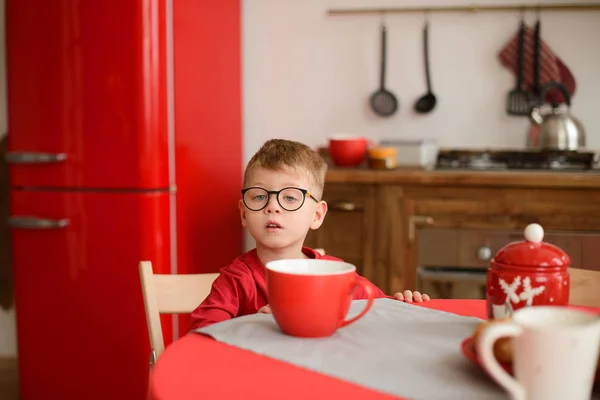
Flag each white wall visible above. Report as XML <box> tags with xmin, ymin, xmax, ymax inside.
<box><xmin>242</xmin><ymin>0</ymin><xmax>600</xmax><ymax>163</ymax></box>
<box><xmin>0</xmin><ymin>0</ymin><xmax>16</xmax><ymax>358</ymax></box>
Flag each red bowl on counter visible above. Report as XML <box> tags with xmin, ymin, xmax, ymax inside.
<box><xmin>328</xmin><ymin>136</ymin><xmax>368</xmax><ymax>167</ymax></box>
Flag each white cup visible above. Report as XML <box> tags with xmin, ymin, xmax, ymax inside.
<box><xmin>478</xmin><ymin>306</ymin><xmax>600</xmax><ymax>400</ymax></box>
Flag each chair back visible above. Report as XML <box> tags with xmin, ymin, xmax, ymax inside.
<box><xmin>569</xmin><ymin>267</ymin><xmax>600</xmax><ymax>307</ymax></box>
<box><xmin>139</xmin><ymin>261</ymin><xmax>218</xmax><ymax>365</ymax></box>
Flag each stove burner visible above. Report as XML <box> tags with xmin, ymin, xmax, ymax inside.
<box><xmin>435</xmin><ymin>149</ymin><xmax>597</xmax><ymax>171</ymax></box>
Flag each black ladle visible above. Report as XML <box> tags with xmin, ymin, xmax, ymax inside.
<box><xmin>414</xmin><ymin>21</ymin><xmax>437</xmax><ymax>114</ymax></box>
<box><xmin>369</xmin><ymin>22</ymin><xmax>398</xmax><ymax>117</ymax></box>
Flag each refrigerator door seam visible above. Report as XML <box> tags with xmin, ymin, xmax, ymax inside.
<box><xmin>165</xmin><ymin>0</ymin><xmax>180</xmax><ymax>341</ymax></box>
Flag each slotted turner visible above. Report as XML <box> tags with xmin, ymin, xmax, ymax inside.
<box><xmin>529</xmin><ymin>18</ymin><xmax>543</xmax><ymax>109</ymax></box>
<box><xmin>506</xmin><ymin>20</ymin><xmax>530</xmax><ymax>116</ymax></box>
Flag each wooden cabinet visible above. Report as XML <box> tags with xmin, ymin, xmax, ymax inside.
<box><xmin>305</xmin><ymin>184</ymin><xmax>376</xmax><ymax>282</ymax></box>
<box><xmin>313</xmin><ymin>168</ymin><xmax>600</xmax><ymax>296</ymax></box>
<box><xmin>393</xmin><ymin>186</ymin><xmax>600</xmax><ymax>293</ymax></box>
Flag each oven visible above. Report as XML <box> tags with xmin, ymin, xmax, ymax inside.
<box><xmin>415</xmin><ymin>228</ymin><xmax>600</xmax><ymax>299</ymax></box>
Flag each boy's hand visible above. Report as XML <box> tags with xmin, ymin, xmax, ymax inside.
<box><xmin>393</xmin><ymin>290</ymin><xmax>430</xmax><ymax>303</ymax></box>
<box><xmin>258</xmin><ymin>305</ymin><xmax>272</xmax><ymax>314</ymax></box>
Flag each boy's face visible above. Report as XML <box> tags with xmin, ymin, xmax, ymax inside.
<box><xmin>239</xmin><ymin>167</ymin><xmax>327</xmax><ymax>251</ymax></box>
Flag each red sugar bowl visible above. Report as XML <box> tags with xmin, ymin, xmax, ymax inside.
<box><xmin>328</xmin><ymin>135</ymin><xmax>368</xmax><ymax>167</ymax></box>
<box><xmin>486</xmin><ymin>223</ymin><xmax>571</xmax><ymax>320</ymax></box>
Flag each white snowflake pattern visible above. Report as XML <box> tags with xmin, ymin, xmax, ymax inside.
<box><xmin>497</xmin><ymin>276</ymin><xmax>521</xmax><ymax>315</ymax></box>
<box><xmin>498</xmin><ymin>276</ymin><xmax>521</xmax><ymax>303</ymax></box>
<box><xmin>519</xmin><ymin>276</ymin><xmax>545</xmax><ymax>306</ymax></box>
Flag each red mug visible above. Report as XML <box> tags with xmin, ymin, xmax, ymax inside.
<box><xmin>265</xmin><ymin>259</ymin><xmax>374</xmax><ymax>338</ymax></box>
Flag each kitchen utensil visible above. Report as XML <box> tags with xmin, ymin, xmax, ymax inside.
<box><xmin>528</xmin><ymin>81</ymin><xmax>585</xmax><ymax>151</ymax></box>
<box><xmin>486</xmin><ymin>223</ymin><xmax>570</xmax><ymax>320</ymax></box>
<box><xmin>530</xmin><ymin>18</ymin><xmax>542</xmax><ymax>108</ymax></box>
<box><xmin>328</xmin><ymin>135</ymin><xmax>368</xmax><ymax>167</ymax></box>
<box><xmin>414</xmin><ymin>21</ymin><xmax>437</xmax><ymax>114</ymax></box>
<box><xmin>478</xmin><ymin>306</ymin><xmax>600</xmax><ymax>400</ymax></box>
<box><xmin>369</xmin><ymin>22</ymin><xmax>398</xmax><ymax>117</ymax></box>
<box><xmin>506</xmin><ymin>19</ymin><xmax>530</xmax><ymax>116</ymax></box>
<box><xmin>265</xmin><ymin>259</ymin><xmax>374</xmax><ymax>338</ymax></box>
<box><xmin>498</xmin><ymin>25</ymin><xmax>562</xmax><ymax>96</ymax></box>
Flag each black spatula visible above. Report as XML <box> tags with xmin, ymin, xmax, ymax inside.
<box><xmin>506</xmin><ymin>20</ymin><xmax>530</xmax><ymax>116</ymax></box>
<box><xmin>529</xmin><ymin>18</ymin><xmax>543</xmax><ymax>109</ymax></box>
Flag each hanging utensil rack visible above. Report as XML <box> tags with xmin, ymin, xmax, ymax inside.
<box><xmin>327</xmin><ymin>3</ymin><xmax>600</xmax><ymax>16</ymax></box>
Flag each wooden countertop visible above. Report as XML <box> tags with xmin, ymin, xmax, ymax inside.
<box><xmin>325</xmin><ymin>167</ymin><xmax>600</xmax><ymax>189</ymax></box>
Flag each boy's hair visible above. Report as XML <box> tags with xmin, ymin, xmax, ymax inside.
<box><xmin>243</xmin><ymin>139</ymin><xmax>328</xmax><ymax>199</ymax></box>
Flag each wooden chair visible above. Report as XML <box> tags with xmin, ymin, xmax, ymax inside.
<box><xmin>569</xmin><ymin>267</ymin><xmax>600</xmax><ymax>308</ymax></box>
<box><xmin>138</xmin><ymin>261</ymin><xmax>219</xmax><ymax>367</ymax></box>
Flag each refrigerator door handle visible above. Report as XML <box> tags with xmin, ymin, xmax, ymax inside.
<box><xmin>5</xmin><ymin>151</ymin><xmax>68</xmax><ymax>164</ymax></box>
<box><xmin>8</xmin><ymin>216</ymin><xmax>69</xmax><ymax>229</ymax></box>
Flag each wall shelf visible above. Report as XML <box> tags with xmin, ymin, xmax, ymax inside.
<box><xmin>327</xmin><ymin>3</ymin><xmax>600</xmax><ymax>16</ymax></box>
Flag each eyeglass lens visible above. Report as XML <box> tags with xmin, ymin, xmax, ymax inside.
<box><xmin>243</xmin><ymin>187</ymin><xmax>305</xmax><ymax>211</ymax></box>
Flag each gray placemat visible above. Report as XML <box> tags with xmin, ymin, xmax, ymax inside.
<box><xmin>194</xmin><ymin>299</ymin><xmax>516</xmax><ymax>399</ymax></box>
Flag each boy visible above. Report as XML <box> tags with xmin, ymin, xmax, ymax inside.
<box><xmin>190</xmin><ymin>139</ymin><xmax>430</xmax><ymax>330</ymax></box>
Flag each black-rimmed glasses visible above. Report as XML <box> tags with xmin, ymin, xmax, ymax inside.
<box><xmin>241</xmin><ymin>187</ymin><xmax>319</xmax><ymax>211</ymax></box>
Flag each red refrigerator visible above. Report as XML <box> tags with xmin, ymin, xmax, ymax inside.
<box><xmin>5</xmin><ymin>1</ymin><xmax>242</xmax><ymax>399</ymax></box>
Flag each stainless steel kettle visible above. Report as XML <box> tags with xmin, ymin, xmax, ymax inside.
<box><xmin>527</xmin><ymin>81</ymin><xmax>585</xmax><ymax>151</ymax></box>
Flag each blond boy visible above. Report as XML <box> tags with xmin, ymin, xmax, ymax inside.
<box><xmin>190</xmin><ymin>139</ymin><xmax>429</xmax><ymax>330</ymax></box>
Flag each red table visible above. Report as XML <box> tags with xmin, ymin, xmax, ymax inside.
<box><xmin>150</xmin><ymin>300</ymin><xmax>488</xmax><ymax>400</ymax></box>
<box><xmin>148</xmin><ymin>300</ymin><xmax>598</xmax><ymax>400</ymax></box>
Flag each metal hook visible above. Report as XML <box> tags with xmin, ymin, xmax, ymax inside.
<box><xmin>517</xmin><ymin>6</ymin><xmax>526</xmax><ymax>25</ymax></box>
<box><xmin>380</xmin><ymin>10</ymin><xmax>386</xmax><ymax>27</ymax></box>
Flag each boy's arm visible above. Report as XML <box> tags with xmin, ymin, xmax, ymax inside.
<box><xmin>189</xmin><ymin>267</ymin><xmax>250</xmax><ymax>330</ymax></box>
<box><xmin>352</xmin><ymin>273</ymin><xmax>393</xmax><ymax>300</ymax></box>
<box><xmin>352</xmin><ymin>274</ymin><xmax>431</xmax><ymax>303</ymax></box>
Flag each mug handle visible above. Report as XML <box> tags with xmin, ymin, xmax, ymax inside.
<box><xmin>339</xmin><ymin>280</ymin><xmax>374</xmax><ymax>328</ymax></box>
<box><xmin>477</xmin><ymin>322</ymin><xmax>526</xmax><ymax>400</ymax></box>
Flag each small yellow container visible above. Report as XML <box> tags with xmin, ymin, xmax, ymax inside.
<box><xmin>367</xmin><ymin>147</ymin><xmax>397</xmax><ymax>169</ymax></box>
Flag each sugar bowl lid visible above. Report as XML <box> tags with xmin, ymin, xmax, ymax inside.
<box><xmin>493</xmin><ymin>223</ymin><xmax>570</xmax><ymax>267</ymax></box>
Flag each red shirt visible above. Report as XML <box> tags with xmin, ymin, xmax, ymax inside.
<box><xmin>189</xmin><ymin>247</ymin><xmax>389</xmax><ymax>330</ymax></box>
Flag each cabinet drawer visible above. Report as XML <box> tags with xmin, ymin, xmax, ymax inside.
<box><xmin>412</xmin><ymin>198</ymin><xmax>600</xmax><ymax>231</ymax></box>
<box><xmin>323</xmin><ymin>184</ymin><xmax>374</xmax><ymax>211</ymax></box>
<box><xmin>416</xmin><ymin>227</ymin><xmax>585</xmax><ymax>269</ymax></box>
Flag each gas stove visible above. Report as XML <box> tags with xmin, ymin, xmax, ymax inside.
<box><xmin>435</xmin><ymin>149</ymin><xmax>598</xmax><ymax>171</ymax></box>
